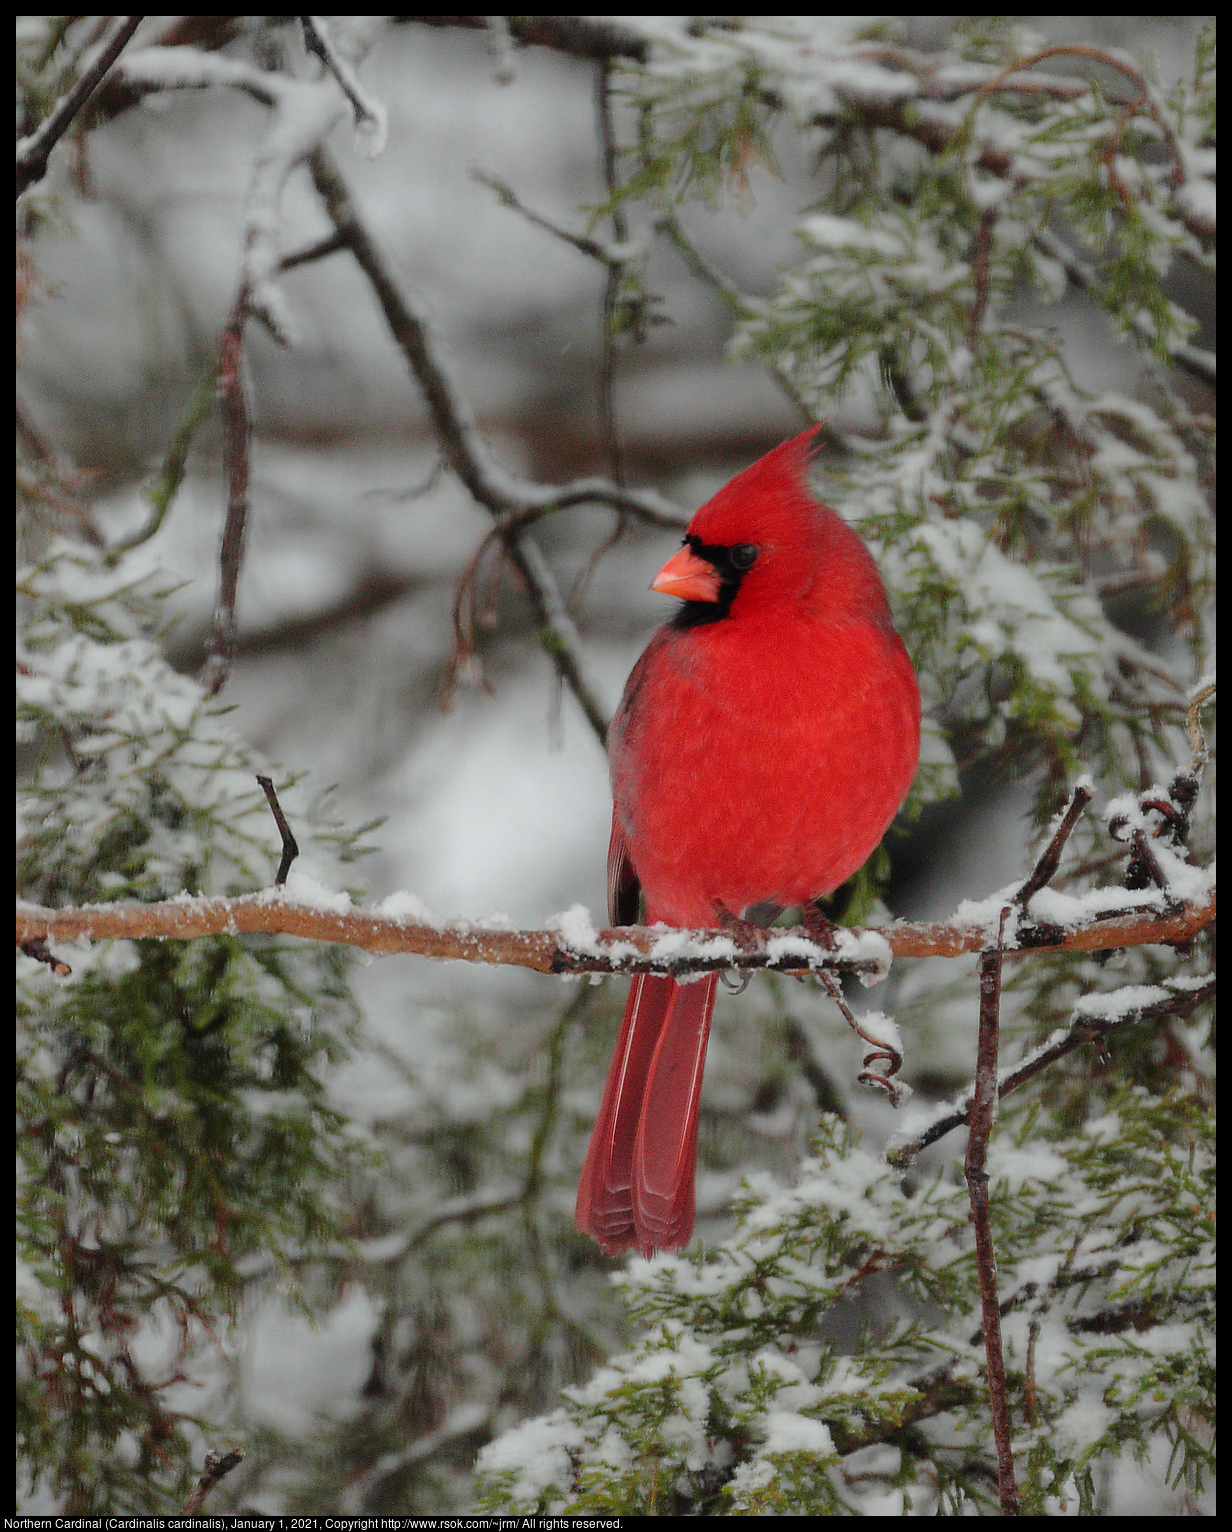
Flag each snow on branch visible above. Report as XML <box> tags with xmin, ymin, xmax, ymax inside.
<box><xmin>887</xmin><ymin>972</ymin><xmax>1216</xmax><ymax>1169</ymax></box>
<box><xmin>15</xmin><ymin>16</ymin><xmax>143</xmax><ymax>199</ymax></box>
<box><xmin>15</xmin><ymin>878</ymin><xmax>1215</xmax><ymax>979</ymax></box>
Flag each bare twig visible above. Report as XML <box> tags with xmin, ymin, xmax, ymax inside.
<box><xmin>15</xmin><ymin>882</ymin><xmax>1215</xmax><ymax>976</ymax></box>
<box><xmin>888</xmin><ymin>976</ymin><xmax>1215</xmax><ymax>1168</ymax></box>
<box><xmin>183</xmin><ymin>1448</ymin><xmax>245</xmax><ymax>1514</ymax></box>
<box><xmin>256</xmin><ymin>776</ymin><xmax>299</xmax><ymax>886</ymax></box>
<box><xmin>1014</xmin><ymin>780</ymin><xmax>1094</xmax><ymax>911</ymax></box>
<box><xmin>965</xmin><ymin>908</ymin><xmax>1020</xmax><ymax>1516</ymax></box>
<box><xmin>471</xmin><ymin>169</ymin><xmax>617</xmax><ymax>264</ymax></box>
<box><xmin>306</xmin><ymin>145</ymin><xmax>616</xmax><ymax>744</ymax></box>
<box><xmin>279</xmin><ymin>229</ymin><xmax>348</xmax><ymax>272</ymax></box>
<box><xmin>16</xmin><ymin>16</ymin><xmax>143</xmax><ymax>198</ymax></box>
<box><xmin>299</xmin><ymin>16</ymin><xmax>388</xmax><ymax>155</ymax></box>
<box><xmin>818</xmin><ymin>971</ymin><xmax>908</xmax><ymax>1106</ymax></box>
<box><xmin>199</xmin><ymin>297</ymin><xmax>252</xmax><ymax>697</ymax></box>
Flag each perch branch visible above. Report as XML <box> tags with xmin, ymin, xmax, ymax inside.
<box><xmin>16</xmin><ymin>883</ymin><xmax>1214</xmax><ymax>976</ymax></box>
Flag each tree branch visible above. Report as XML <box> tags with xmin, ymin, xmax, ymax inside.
<box><xmin>15</xmin><ymin>883</ymin><xmax>1214</xmax><ymax>977</ymax></box>
<box><xmin>887</xmin><ymin>976</ymin><xmax>1215</xmax><ymax>1169</ymax></box>
<box><xmin>397</xmin><ymin>16</ymin><xmax>650</xmax><ymax>64</ymax></box>
<box><xmin>199</xmin><ymin>295</ymin><xmax>253</xmax><ymax>697</ymax></box>
<box><xmin>16</xmin><ymin>15</ymin><xmax>144</xmax><ymax>198</ymax></box>
<box><xmin>306</xmin><ymin>145</ymin><xmax>636</xmax><ymax>746</ymax></box>
<box><xmin>965</xmin><ymin>910</ymin><xmax>1021</xmax><ymax>1515</ymax></box>
<box><xmin>183</xmin><ymin>1448</ymin><xmax>245</xmax><ymax>1515</ymax></box>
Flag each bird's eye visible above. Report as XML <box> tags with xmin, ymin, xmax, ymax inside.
<box><xmin>730</xmin><ymin>543</ymin><xmax>759</xmax><ymax>571</ymax></box>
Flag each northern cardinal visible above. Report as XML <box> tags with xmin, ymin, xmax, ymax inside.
<box><xmin>576</xmin><ymin>427</ymin><xmax>920</xmax><ymax>1256</ymax></box>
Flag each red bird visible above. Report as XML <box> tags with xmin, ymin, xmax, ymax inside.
<box><xmin>575</xmin><ymin>428</ymin><xmax>920</xmax><ymax>1257</ymax></box>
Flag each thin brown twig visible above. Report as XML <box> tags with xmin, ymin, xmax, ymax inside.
<box><xmin>200</xmin><ymin>295</ymin><xmax>252</xmax><ymax>697</ymax></box>
<box><xmin>279</xmin><ymin>229</ymin><xmax>349</xmax><ymax>272</ymax></box>
<box><xmin>255</xmin><ymin>775</ymin><xmax>299</xmax><ymax>886</ymax></box>
<box><xmin>16</xmin><ymin>16</ymin><xmax>144</xmax><ymax>198</ymax></box>
<box><xmin>1015</xmin><ymin>781</ymin><xmax>1094</xmax><ymax>911</ymax></box>
<box><xmin>887</xmin><ymin>977</ymin><xmax>1215</xmax><ymax>1168</ymax></box>
<box><xmin>471</xmin><ymin>168</ymin><xmax>616</xmax><ymax>264</ymax></box>
<box><xmin>965</xmin><ymin>908</ymin><xmax>1020</xmax><ymax>1516</ymax></box>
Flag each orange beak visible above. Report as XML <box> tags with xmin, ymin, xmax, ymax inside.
<box><xmin>651</xmin><ymin>544</ymin><xmax>721</xmax><ymax>603</ymax></box>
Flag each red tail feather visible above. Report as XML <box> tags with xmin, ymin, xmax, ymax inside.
<box><xmin>576</xmin><ymin>973</ymin><xmax>718</xmax><ymax>1255</ymax></box>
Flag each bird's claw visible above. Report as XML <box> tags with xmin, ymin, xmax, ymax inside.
<box><xmin>801</xmin><ymin>901</ymin><xmax>839</xmax><ymax>950</ymax></box>
<box><xmin>712</xmin><ymin>899</ymin><xmax>765</xmax><ymax>955</ymax></box>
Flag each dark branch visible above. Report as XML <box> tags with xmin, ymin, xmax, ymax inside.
<box><xmin>965</xmin><ymin>910</ymin><xmax>1020</xmax><ymax>1516</ymax></box>
<box><xmin>1015</xmin><ymin>780</ymin><xmax>1094</xmax><ymax>911</ymax></box>
<box><xmin>200</xmin><ymin>297</ymin><xmax>253</xmax><ymax>697</ymax></box>
<box><xmin>16</xmin><ymin>16</ymin><xmax>143</xmax><ymax>199</ymax></box>
<box><xmin>398</xmin><ymin>15</ymin><xmax>650</xmax><ymax>63</ymax></box>
<box><xmin>256</xmin><ymin>776</ymin><xmax>300</xmax><ymax>886</ymax></box>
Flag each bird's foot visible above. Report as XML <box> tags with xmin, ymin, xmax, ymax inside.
<box><xmin>711</xmin><ymin>899</ymin><xmax>765</xmax><ymax>956</ymax></box>
<box><xmin>801</xmin><ymin>901</ymin><xmax>839</xmax><ymax>950</ymax></box>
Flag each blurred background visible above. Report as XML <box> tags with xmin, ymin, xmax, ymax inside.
<box><xmin>16</xmin><ymin>14</ymin><xmax>1213</xmax><ymax>1513</ymax></box>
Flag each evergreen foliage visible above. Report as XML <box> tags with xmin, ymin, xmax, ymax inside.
<box><xmin>17</xmin><ymin>542</ymin><xmax>367</xmax><ymax>1510</ymax></box>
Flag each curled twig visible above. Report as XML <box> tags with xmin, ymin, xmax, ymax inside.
<box><xmin>818</xmin><ymin>971</ymin><xmax>908</xmax><ymax>1107</ymax></box>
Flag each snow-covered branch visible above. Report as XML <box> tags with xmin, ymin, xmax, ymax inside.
<box><xmin>16</xmin><ymin>878</ymin><xmax>1215</xmax><ymax>978</ymax></box>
